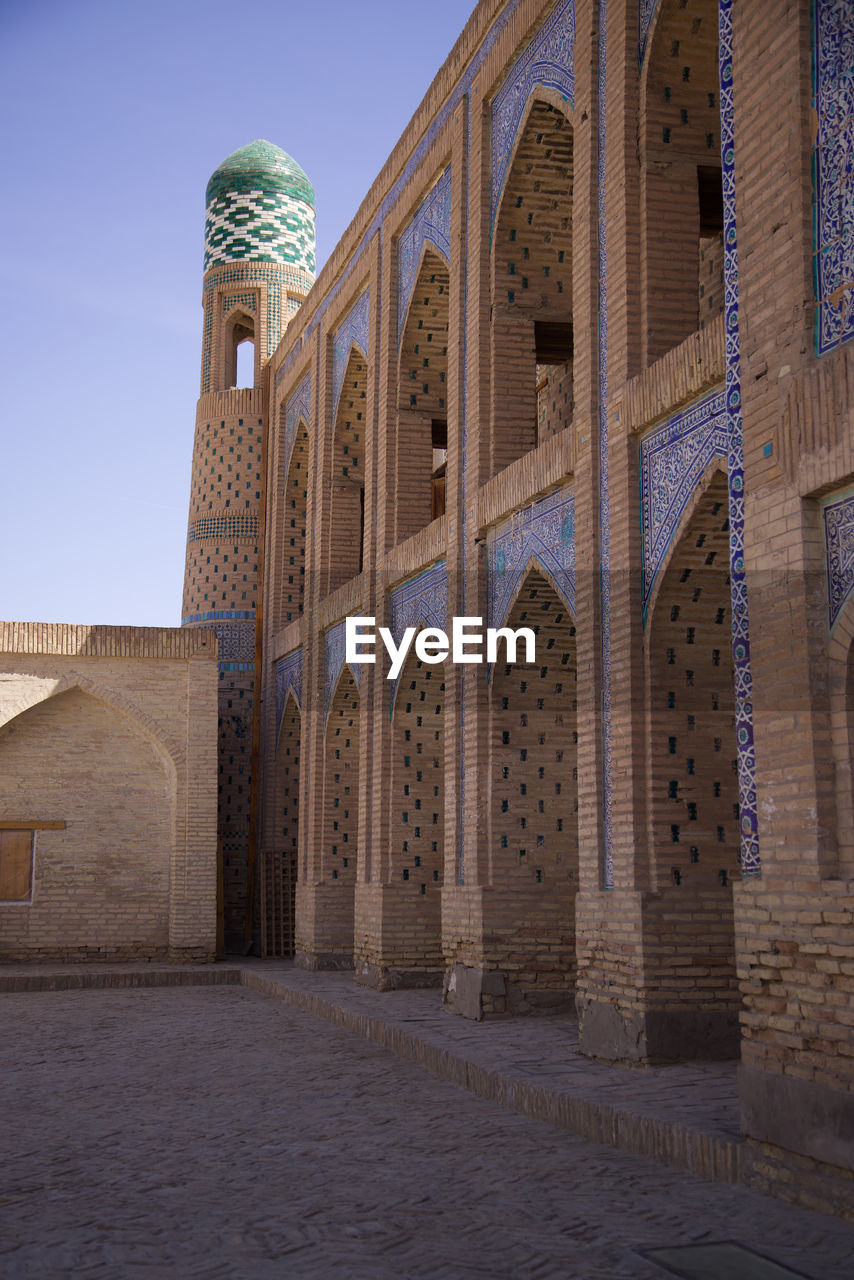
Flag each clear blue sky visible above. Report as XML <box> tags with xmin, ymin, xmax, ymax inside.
<box><xmin>1</xmin><ymin>0</ymin><xmax>474</xmax><ymax>627</ymax></box>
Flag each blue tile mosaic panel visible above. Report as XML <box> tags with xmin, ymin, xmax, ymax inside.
<box><xmin>275</xmin><ymin>648</ymin><xmax>303</xmax><ymax>739</ymax></box>
<box><xmin>187</xmin><ymin>514</ymin><xmax>259</xmax><ymax>544</ymax></box>
<box><xmin>182</xmin><ymin>609</ymin><xmax>256</xmax><ymax>625</ymax></box>
<box><xmin>388</xmin><ymin>561</ymin><xmax>448</xmax><ymax>715</ymax></box>
<box><xmin>639</xmin><ymin>387</ymin><xmax>728</xmax><ymax>620</ymax></box>
<box><xmin>206</xmin><ymin>621</ymin><xmax>256</xmax><ymax>663</ymax></box>
<box><xmin>283</xmin><ymin>370</ymin><xmax>311</xmax><ymax>480</ymax></box>
<box><xmin>490</xmin><ymin>0</ymin><xmax>575</xmax><ymax>230</ymax></box>
<box><xmin>823</xmin><ymin>486</ymin><xmax>854</xmax><ymax>627</ymax></box>
<box><xmin>397</xmin><ymin>169</ymin><xmax>451</xmax><ymax>346</ymax></box>
<box><xmin>389</xmin><ymin>560</ymin><xmax>448</xmax><ymax>644</ymax></box>
<box><xmin>721</xmin><ymin>0</ymin><xmax>759</xmax><ymax>877</ymax></box>
<box><xmin>332</xmin><ymin>290</ymin><xmax>370</xmax><ymax>420</ymax></box>
<box><xmin>812</xmin><ymin>0</ymin><xmax>854</xmax><ymax>355</ymax></box>
<box><xmin>487</xmin><ymin>486</ymin><xmax>576</xmax><ymax>632</ymax></box>
<box><xmin>324</xmin><ymin>619</ymin><xmax>363</xmax><ymax>720</ymax></box>
<box><xmin>638</xmin><ymin>0</ymin><xmax>660</xmax><ymax>67</ymax></box>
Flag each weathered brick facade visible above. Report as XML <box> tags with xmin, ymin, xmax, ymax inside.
<box><xmin>249</xmin><ymin>0</ymin><xmax>854</xmax><ymax>1211</ymax></box>
<box><xmin>0</xmin><ymin>624</ymin><xmax>218</xmax><ymax>962</ymax></box>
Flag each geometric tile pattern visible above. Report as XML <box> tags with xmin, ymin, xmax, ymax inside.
<box><xmin>182</xmin><ymin>609</ymin><xmax>256</xmax><ymax>626</ymax></box>
<box><xmin>597</xmin><ymin>0</ymin><xmax>613</xmax><ymax>886</ymax></box>
<box><xmin>332</xmin><ymin>290</ymin><xmax>370</xmax><ymax>421</ymax></box>
<box><xmin>490</xmin><ymin>0</ymin><xmax>575</xmax><ymax>230</ymax></box>
<box><xmin>388</xmin><ymin>560</ymin><xmax>448</xmax><ymax>713</ymax></box>
<box><xmin>324</xmin><ymin>619</ymin><xmax>363</xmax><ymax>722</ymax></box>
<box><xmin>187</xmin><ymin>514</ymin><xmax>259</xmax><ymax>545</ymax></box>
<box><xmin>638</xmin><ymin>0</ymin><xmax>660</xmax><ymax>68</ymax></box>
<box><xmin>398</xmin><ymin>169</ymin><xmax>451</xmax><ymax>345</ymax></box>
<box><xmin>222</xmin><ymin>292</ymin><xmax>257</xmax><ymax>316</ymax></box>
<box><xmin>208</xmin><ymin>621</ymin><xmax>256</xmax><ymax>663</ymax></box>
<box><xmin>823</xmin><ymin>485</ymin><xmax>854</xmax><ymax>628</ymax></box>
<box><xmin>204</xmin><ymin>140</ymin><xmax>316</xmax><ymax>273</ymax></box>
<box><xmin>720</xmin><ymin>0</ymin><xmax>760</xmax><ymax>878</ymax></box>
<box><xmin>487</xmin><ymin>485</ymin><xmax>576</xmax><ymax>632</ymax></box>
<box><xmin>639</xmin><ymin>387</ymin><xmax>729</xmax><ymax>620</ymax></box>
<box><xmin>275</xmin><ymin>647</ymin><xmax>303</xmax><ymax>740</ymax></box>
<box><xmin>284</xmin><ymin>370</ymin><xmax>312</xmax><ymax>481</ymax></box>
<box><xmin>812</xmin><ymin>0</ymin><xmax>854</xmax><ymax>356</ymax></box>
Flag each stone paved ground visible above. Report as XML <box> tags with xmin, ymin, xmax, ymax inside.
<box><xmin>2</xmin><ymin>986</ymin><xmax>854</xmax><ymax>1280</ymax></box>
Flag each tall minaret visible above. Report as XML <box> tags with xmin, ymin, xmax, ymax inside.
<box><xmin>182</xmin><ymin>140</ymin><xmax>315</xmax><ymax>950</ymax></box>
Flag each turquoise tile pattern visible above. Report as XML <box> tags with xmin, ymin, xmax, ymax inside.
<box><xmin>204</xmin><ymin>140</ymin><xmax>316</xmax><ymax>273</ymax></box>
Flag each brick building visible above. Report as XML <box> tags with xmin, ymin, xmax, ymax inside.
<box><xmin>190</xmin><ymin>0</ymin><xmax>850</xmax><ymax>1211</ymax></box>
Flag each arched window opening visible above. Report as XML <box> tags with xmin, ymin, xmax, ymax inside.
<box><xmin>263</xmin><ymin>696</ymin><xmax>300</xmax><ymax>957</ymax></box>
<box><xmin>329</xmin><ymin>348</ymin><xmax>368</xmax><ymax>592</ymax></box>
<box><xmin>396</xmin><ymin>250</ymin><xmax>449</xmax><ymax>544</ymax></box>
<box><xmin>642</xmin><ymin>0</ymin><xmax>723</xmax><ymax>365</ymax></box>
<box><xmin>389</xmin><ymin>653</ymin><xmax>445</xmax><ymax>969</ymax></box>
<box><xmin>224</xmin><ymin>310</ymin><xmax>256</xmax><ymax>388</ymax></box>
<box><xmin>321</xmin><ymin>671</ymin><xmax>360</xmax><ymax>961</ymax></box>
<box><xmin>492</xmin><ymin>100</ymin><xmax>574</xmax><ymax>478</ymax></box>
<box><xmin>274</xmin><ymin>408</ymin><xmax>309</xmax><ymax>631</ymax></box>
<box><xmin>489</xmin><ymin>570</ymin><xmax>578</xmax><ymax>1012</ymax></box>
<box><xmin>647</xmin><ymin>471</ymin><xmax>740</xmax><ymax>1055</ymax></box>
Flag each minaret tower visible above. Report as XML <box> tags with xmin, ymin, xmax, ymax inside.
<box><xmin>182</xmin><ymin>140</ymin><xmax>315</xmax><ymax>950</ymax></box>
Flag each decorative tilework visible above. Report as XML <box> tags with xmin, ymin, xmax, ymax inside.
<box><xmin>487</xmin><ymin>486</ymin><xmax>576</xmax><ymax>632</ymax></box>
<box><xmin>324</xmin><ymin>620</ymin><xmax>363</xmax><ymax>721</ymax></box>
<box><xmin>332</xmin><ymin>290</ymin><xmax>370</xmax><ymax>421</ymax></box>
<box><xmin>389</xmin><ymin>560</ymin><xmax>448</xmax><ymax>645</ymax></box>
<box><xmin>490</xmin><ymin>0</ymin><xmax>575</xmax><ymax>230</ymax></box>
<box><xmin>812</xmin><ymin>0</ymin><xmax>854</xmax><ymax>356</ymax></box>
<box><xmin>207</xmin><ymin>621</ymin><xmax>256</xmax><ymax>663</ymax></box>
<box><xmin>822</xmin><ymin>486</ymin><xmax>854</xmax><ymax>628</ymax></box>
<box><xmin>187</xmin><ymin>514</ymin><xmax>259</xmax><ymax>544</ymax></box>
<box><xmin>288</xmin><ymin>1</ymin><xmax>525</xmax><ymax>362</ymax></box>
<box><xmin>638</xmin><ymin>0</ymin><xmax>660</xmax><ymax>67</ymax></box>
<box><xmin>204</xmin><ymin>143</ymin><xmax>315</xmax><ymax>273</ymax></box>
<box><xmin>720</xmin><ymin>0</ymin><xmax>759</xmax><ymax>877</ymax></box>
<box><xmin>389</xmin><ymin>561</ymin><xmax>448</xmax><ymax>715</ymax></box>
<box><xmin>219</xmin><ymin>662</ymin><xmax>254</xmax><ymax>673</ymax></box>
<box><xmin>284</xmin><ymin>370</ymin><xmax>311</xmax><ymax>480</ymax></box>
<box><xmin>222</xmin><ymin>292</ymin><xmax>256</xmax><ymax>316</ymax></box>
<box><xmin>597</xmin><ymin>0</ymin><xmax>614</xmax><ymax>887</ymax></box>
<box><xmin>639</xmin><ymin>388</ymin><xmax>728</xmax><ymax>620</ymax></box>
<box><xmin>182</xmin><ymin>609</ymin><xmax>256</xmax><ymax>625</ymax></box>
<box><xmin>276</xmin><ymin>336</ymin><xmax>303</xmax><ymax>388</ymax></box>
<box><xmin>397</xmin><ymin>168</ymin><xmax>451</xmax><ymax>345</ymax></box>
<box><xmin>275</xmin><ymin>648</ymin><xmax>303</xmax><ymax>739</ymax></box>
<box><xmin>202</xmin><ymin>263</ymin><xmax>312</xmax><ymax>394</ymax></box>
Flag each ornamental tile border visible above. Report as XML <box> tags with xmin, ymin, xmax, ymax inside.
<box><xmin>397</xmin><ymin>168</ymin><xmax>452</xmax><ymax>346</ymax></box>
<box><xmin>275</xmin><ymin>648</ymin><xmax>303</xmax><ymax>740</ymax></box>
<box><xmin>638</xmin><ymin>0</ymin><xmax>660</xmax><ymax>67</ymax></box>
<box><xmin>486</xmin><ymin>485</ymin><xmax>576</xmax><ymax>634</ymax></box>
<box><xmin>720</xmin><ymin>0</ymin><xmax>759</xmax><ymax>877</ymax></box>
<box><xmin>822</xmin><ymin>485</ymin><xmax>854</xmax><ymax>629</ymax></box>
<box><xmin>639</xmin><ymin>387</ymin><xmax>728</xmax><ymax>621</ymax></box>
<box><xmin>332</xmin><ymin>290</ymin><xmax>371</xmax><ymax>421</ymax></box>
<box><xmin>187</xmin><ymin>514</ymin><xmax>259</xmax><ymax>544</ymax></box>
<box><xmin>283</xmin><ymin>370</ymin><xmax>311</xmax><ymax>481</ymax></box>
<box><xmin>324</xmin><ymin>620</ymin><xmax>363</xmax><ymax>722</ymax></box>
<box><xmin>812</xmin><ymin>0</ymin><xmax>854</xmax><ymax>356</ymax></box>
<box><xmin>389</xmin><ymin>560</ymin><xmax>448</xmax><ymax>716</ymax></box>
<box><xmin>490</xmin><ymin>0</ymin><xmax>575</xmax><ymax>231</ymax></box>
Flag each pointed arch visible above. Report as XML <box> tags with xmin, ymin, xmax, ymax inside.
<box><xmin>643</xmin><ymin>468</ymin><xmax>741</xmax><ymax>1054</ymax></box>
<box><xmin>640</xmin><ymin>0</ymin><xmax>723</xmax><ymax>365</ymax></box>
<box><xmin>394</xmin><ymin>246</ymin><xmax>450</xmax><ymax>544</ymax></box>
<box><xmin>223</xmin><ymin>307</ymin><xmax>256</xmax><ymax>388</ymax></box>
<box><xmin>328</xmin><ymin>345</ymin><xmax>368</xmax><ymax>592</ymax></box>
<box><xmin>0</xmin><ymin>675</ymin><xmax>181</xmax><ymax>783</ymax></box>
<box><xmin>491</xmin><ymin>96</ymin><xmax>575</xmax><ymax>477</ymax></box>
<box><xmin>488</xmin><ymin>565</ymin><xmax>578</xmax><ymax>1010</ymax></box>
<box><xmin>644</xmin><ymin>456</ymin><xmax>729</xmax><ymax>628</ymax></box>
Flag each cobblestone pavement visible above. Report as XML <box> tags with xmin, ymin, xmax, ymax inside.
<box><xmin>2</xmin><ymin>986</ymin><xmax>854</xmax><ymax>1280</ymax></box>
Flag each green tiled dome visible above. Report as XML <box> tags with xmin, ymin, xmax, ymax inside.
<box><xmin>206</xmin><ymin>140</ymin><xmax>315</xmax><ymax>209</ymax></box>
<box><xmin>204</xmin><ymin>140</ymin><xmax>316</xmax><ymax>273</ymax></box>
